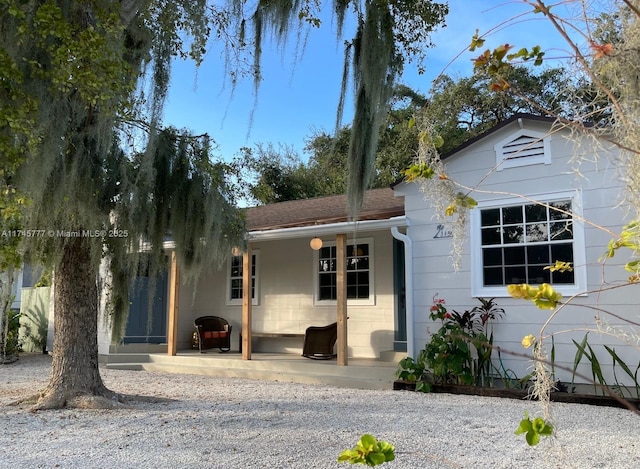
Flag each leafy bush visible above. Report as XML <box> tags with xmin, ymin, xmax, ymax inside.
<box><xmin>1</xmin><ymin>308</ymin><xmax>21</xmax><ymax>360</ymax></box>
<box><xmin>422</xmin><ymin>296</ymin><xmax>504</xmax><ymax>386</ymax></box>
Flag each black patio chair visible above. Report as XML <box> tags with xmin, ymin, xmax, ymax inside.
<box><xmin>302</xmin><ymin>322</ymin><xmax>337</xmax><ymax>359</ymax></box>
<box><xmin>194</xmin><ymin>316</ymin><xmax>232</xmax><ymax>353</ymax></box>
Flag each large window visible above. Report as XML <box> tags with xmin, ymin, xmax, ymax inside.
<box><xmin>315</xmin><ymin>239</ymin><xmax>374</xmax><ymax>305</ymax></box>
<box><xmin>471</xmin><ymin>193</ymin><xmax>586</xmax><ymax>297</ymax></box>
<box><xmin>227</xmin><ymin>252</ymin><xmax>259</xmax><ymax>305</ymax></box>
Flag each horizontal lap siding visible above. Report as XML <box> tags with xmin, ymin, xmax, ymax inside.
<box><xmin>396</xmin><ymin>123</ymin><xmax>638</xmax><ymax>384</ymax></box>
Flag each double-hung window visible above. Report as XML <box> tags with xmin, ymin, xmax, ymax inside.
<box><xmin>315</xmin><ymin>239</ymin><xmax>374</xmax><ymax>305</ymax></box>
<box><xmin>227</xmin><ymin>251</ymin><xmax>259</xmax><ymax>305</ymax></box>
<box><xmin>471</xmin><ymin>193</ymin><xmax>586</xmax><ymax>297</ymax></box>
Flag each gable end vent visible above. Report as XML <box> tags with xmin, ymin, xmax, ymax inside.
<box><xmin>502</xmin><ymin>135</ymin><xmax>545</xmax><ymax>160</ymax></box>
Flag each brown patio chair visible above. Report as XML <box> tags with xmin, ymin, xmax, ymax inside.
<box><xmin>194</xmin><ymin>316</ymin><xmax>232</xmax><ymax>353</ymax></box>
<box><xmin>302</xmin><ymin>322</ymin><xmax>337</xmax><ymax>359</ymax></box>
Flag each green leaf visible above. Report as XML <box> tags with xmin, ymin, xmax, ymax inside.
<box><xmin>359</xmin><ymin>434</ymin><xmax>377</xmax><ymax>450</ymax></box>
<box><xmin>526</xmin><ymin>430</ymin><xmax>540</xmax><ymax>446</ymax></box>
<box><xmin>368</xmin><ymin>452</ymin><xmax>386</xmax><ymax>466</ymax></box>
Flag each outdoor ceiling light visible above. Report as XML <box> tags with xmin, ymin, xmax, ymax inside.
<box><xmin>310</xmin><ymin>237</ymin><xmax>323</xmax><ymax>250</ymax></box>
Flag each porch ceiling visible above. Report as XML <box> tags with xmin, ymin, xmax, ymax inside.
<box><xmin>245</xmin><ymin>188</ymin><xmax>404</xmax><ymax>232</ymax></box>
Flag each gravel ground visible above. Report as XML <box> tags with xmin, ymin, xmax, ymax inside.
<box><xmin>1</xmin><ymin>354</ymin><xmax>639</xmax><ymax>469</ymax></box>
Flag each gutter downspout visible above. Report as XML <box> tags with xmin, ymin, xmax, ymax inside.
<box><xmin>391</xmin><ymin>226</ymin><xmax>414</xmax><ymax>358</ymax></box>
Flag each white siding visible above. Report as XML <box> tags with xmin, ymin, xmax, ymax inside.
<box><xmin>396</xmin><ymin>120</ymin><xmax>637</xmax><ymax>384</ymax></box>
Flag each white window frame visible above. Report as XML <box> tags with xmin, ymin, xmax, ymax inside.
<box><xmin>470</xmin><ymin>191</ymin><xmax>587</xmax><ymax>298</ymax></box>
<box><xmin>226</xmin><ymin>250</ymin><xmax>259</xmax><ymax>306</ymax></box>
<box><xmin>313</xmin><ymin>237</ymin><xmax>376</xmax><ymax>306</ymax></box>
<box><xmin>495</xmin><ymin>129</ymin><xmax>552</xmax><ymax>170</ymax></box>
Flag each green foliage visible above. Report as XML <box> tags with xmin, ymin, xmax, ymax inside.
<box><xmin>240</xmin><ymin>85</ymin><xmax>428</xmax><ymax>204</ymax></box>
<box><xmin>515</xmin><ymin>411</ymin><xmax>553</xmax><ymax>446</ymax></box>
<box><xmin>395</xmin><ymin>356</ymin><xmax>430</xmax><ymax>392</ymax></box>
<box><xmin>570</xmin><ymin>333</ymin><xmax>640</xmax><ymax>398</ymax></box>
<box><xmin>338</xmin><ymin>434</ymin><xmax>395</xmax><ymax>467</ymax></box>
<box><xmin>422</xmin><ymin>297</ymin><xmax>505</xmax><ymax>386</ymax></box>
<box><xmin>1</xmin><ymin>308</ymin><xmax>21</xmax><ymax>360</ymax></box>
<box><xmin>424</xmin><ymin>66</ymin><xmax>570</xmax><ymax>154</ymax></box>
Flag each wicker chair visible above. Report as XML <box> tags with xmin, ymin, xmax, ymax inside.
<box><xmin>194</xmin><ymin>316</ymin><xmax>232</xmax><ymax>353</ymax></box>
<box><xmin>302</xmin><ymin>322</ymin><xmax>337</xmax><ymax>359</ymax></box>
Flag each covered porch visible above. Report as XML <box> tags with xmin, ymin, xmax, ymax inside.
<box><xmin>171</xmin><ymin>189</ymin><xmax>409</xmax><ymax>366</ymax></box>
<box><xmin>114</xmin><ymin>189</ymin><xmax>410</xmax><ymax>369</ymax></box>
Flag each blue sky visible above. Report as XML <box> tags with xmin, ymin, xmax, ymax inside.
<box><xmin>163</xmin><ymin>1</ymin><xmax>566</xmax><ymax>160</ymax></box>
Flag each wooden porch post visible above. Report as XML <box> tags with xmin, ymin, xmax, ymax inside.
<box><xmin>242</xmin><ymin>243</ymin><xmax>253</xmax><ymax>360</ymax></box>
<box><xmin>336</xmin><ymin>233</ymin><xmax>348</xmax><ymax>366</ymax></box>
<box><xmin>167</xmin><ymin>250</ymin><xmax>179</xmax><ymax>356</ymax></box>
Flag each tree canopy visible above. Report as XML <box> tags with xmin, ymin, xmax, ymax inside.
<box><xmin>0</xmin><ymin>0</ymin><xmax>448</xmax><ymax>409</ymax></box>
<box><xmin>241</xmin><ymin>66</ymin><xmax>572</xmax><ymax>204</ymax></box>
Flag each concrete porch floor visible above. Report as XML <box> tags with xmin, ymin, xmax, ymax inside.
<box><xmin>105</xmin><ymin>350</ymin><xmax>401</xmax><ymax>390</ymax></box>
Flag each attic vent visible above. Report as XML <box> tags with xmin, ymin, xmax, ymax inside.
<box><xmin>503</xmin><ymin>135</ymin><xmax>544</xmax><ymax>159</ymax></box>
<box><xmin>495</xmin><ymin>129</ymin><xmax>551</xmax><ymax>170</ymax></box>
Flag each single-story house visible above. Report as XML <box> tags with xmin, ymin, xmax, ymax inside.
<box><xmin>100</xmin><ymin>113</ymin><xmax>636</xmax><ymax>384</ymax></box>
<box><xmin>101</xmin><ymin>188</ymin><xmax>409</xmax><ymax>364</ymax></box>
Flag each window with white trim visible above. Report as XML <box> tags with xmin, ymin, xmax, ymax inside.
<box><xmin>314</xmin><ymin>239</ymin><xmax>375</xmax><ymax>305</ymax></box>
<box><xmin>227</xmin><ymin>251</ymin><xmax>259</xmax><ymax>305</ymax></box>
<box><xmin>471</xmin><ymin>193</ymin><xmax>586</xmax><ymax>297</ymax></box>
<box><xmin>495</xmin><ymin>129</ymin><xmax>551</xmax><ymax>170</ymax></box>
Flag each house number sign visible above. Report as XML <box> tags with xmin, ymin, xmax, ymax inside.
<box><xmin>433</xmin><ymin>224</ymin><xmax>453</xmax><ymax>239</ymax></box>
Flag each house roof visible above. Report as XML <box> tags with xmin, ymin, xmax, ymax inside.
<box><xmin>440</xmin><ymin>113</ymin><xmax>556</xmax><ymax>160</ymax></box>
<box><xmin>245</xmin><ymin>188</ymin><xmax>404</xmax><ymax>232</ymax></box>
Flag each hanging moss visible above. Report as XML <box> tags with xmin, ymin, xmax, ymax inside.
<box><xmin>2</xmin><ymin>0</ymin><xmax>447</xmax><ymax>360</ymax></box>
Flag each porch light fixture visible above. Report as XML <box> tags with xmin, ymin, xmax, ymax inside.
<box><xmin>310</xmin><ymin>237</ymin><xmax>323</xmax><ymax>250</ymax></box>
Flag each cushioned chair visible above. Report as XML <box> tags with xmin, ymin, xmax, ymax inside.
<box><xmin>302</xmin><ymin>322</ymin><xmax>337</xmax><ymax>359</ymax></box>
<box><xmin>194</xmin><ymin>316</ymin><xmax>231</xmax><ymax>353</ymax></box>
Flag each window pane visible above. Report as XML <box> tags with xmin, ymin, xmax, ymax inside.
<box><xmin>319</xmin><ymin>259</ymin><xmax>335</xmax><ymax>272</ymax></box>
<box><xmin>356</xmin><ymin>244</ymin><xmax>369</xmax><ymax>256</ymax></box>
<box><xmin>503</xmin><ymin>225</ymin><xmax>524</xmax><ymax>244</ymax></box>
<box><xmin>231</xmin><ymin>257</ymin><xmax>242</xmax><ymax>277</ymax></box>
<box><xmin>526</xmin><ymin>223</ymin><xmax>548</xmax><ymax>242</ymax></box>
<box><xmin>525</xmin><ymin>204</ymin><xmax>547</xmax><ymax>222</ymax></box>
<box><xmin>319</xmin><ymin>286</ymin><xmax>335</xmax><ymax>300</ymax></box>
<box><xmin>550</xmin><ymin>221</ymin><xmax>573</xmax><ymax>240</ymax></box>
<box><xmin>505</xmin><ymin>266</ymin><xmax>526</xmax><ymax>284</ymax></box>
<box><xmin>482</xmin><ymin>227</ymin><xmax>502</xmax><ymax>245</ymax></box>
<box><xmin>504</xmin><ymin>246</ymin><xmax>525</xmax><ymax>265</ymax></box>
<box><xmin>527</xmin><ymin>245</ymin><xmax>550</xmax><ymax>264</ymax></box>
<box><xmin>549</xmin><ymin>200</ymin><xmax>571</xmax><ymax>220</ymax></box>
<box><xmin>551</xmin><ymin>243</ymin><xmax>573</xmax><ymax>263</ymax></box>
<box><xmin>483</xmin><ymin>248</ymin><xmax>503</xmax><ymax>267</ymax></box>
<box><xmin>552</xmin><ymin>269</ymin><xmax>575</xmax><ymax>284</ymax></box>
<box><xmin>481</xmin><ymin>208</ymin><xmax>500</xmax><ymax>226</ymax></box>
<box><xmin>527</xmin><ymin>265</ymin><xmax>550</xmax><ymax>284</ymax></box>
<box><xmin>483</xmin><ymin>267</ymin><xmax>504</xmax><ymax>285</ymax></box>
<box><xmin>502</xmin><ymin>206</ymin><xmax>523</xmax><ymax>224</ymax></box>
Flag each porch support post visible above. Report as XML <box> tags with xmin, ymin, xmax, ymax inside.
<box><xmin>336</xmin><ymin>233</ymin><xmax>348</xmax><ymax>366</ymax></box>
<box><xmin>167</xmin><ymin>250</ymin><xmax>179</xmax><ymax>356</ymax></box>
<box><xmin>242</xmin><ymin>243</ymin><xmax>253</xmax><ymax>360</ymax></box>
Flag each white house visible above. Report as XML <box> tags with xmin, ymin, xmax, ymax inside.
<box><xmin>103</xmin><ymin>113</ymin><xmax>637</xmax><ymax>385</ymax></box>
<box><xmin>394</xmin><ymin>114</ymin><xmax>637</xmax><ymax>384</ymax></box>
<box><xmin>104</xmin><ymin>188</ymin><xmax>409</xmax><ymax>363</ymax></box>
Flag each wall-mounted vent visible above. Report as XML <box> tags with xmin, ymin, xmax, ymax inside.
<box><xmin>495</xmin><ymin>129</ymin><xmax>551</xmax><ymax>170</ymax></box>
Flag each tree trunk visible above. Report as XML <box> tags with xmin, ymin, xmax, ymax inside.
<box><xmin>32</xmin><ymin>237</ymin><xmax>119</xmax><ymax>410</ymax></box>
